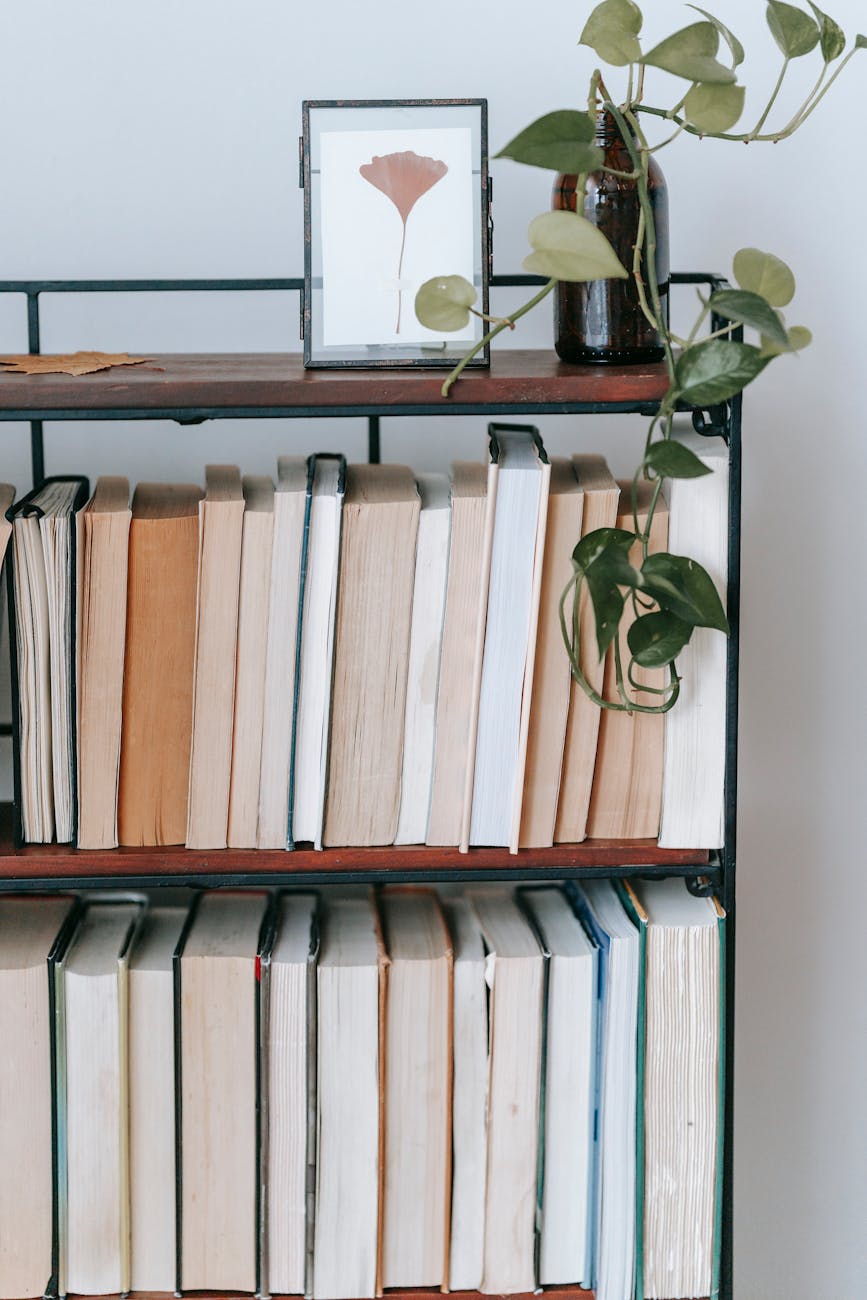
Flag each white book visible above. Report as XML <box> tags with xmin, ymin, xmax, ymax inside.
<box><xmin>444</xmin><ymin>898</ymin><xmax>488</xmax><ymax>1292</ymax></box>
<box><xmin>313</xmin><ymin>898</ymin><xmax>384</xmax><ymax>1300</ymax></box>
<box><xmin>258</xmin><ymin>457</ymin><xmax>308</xmax><ymax>848</ymax></box>
<box><xmin>658</xmin><ymin>434</ymin><xmax>729</xmax><ymax>849</ymax></box>
<box><xmin>522</xmin><ymin>887</ymin><xmax>597</xmax><ymax>1287</ymax></box>
<box><xmin>469</xmin><ymin>890</ymin><xmax>544</xmax><ymax>1295</ymax></box>
<box><xmin>395</xmin><ymin>473</ymin><xmax>451</xmax><ymax>845</ymax></box>
<box><xmin>571</xmin><ymin>881</ymin><xmax>640</xmax><ymax>1300</ymax></box>
<box><xmin>292</xmin><ymin>457</ymin><xmax>345</xmax><ymax>848</ymax></box>
<box><xmin>128</xmin><ymin>906</ymin><xmax>187</xmax><ymax>1292</ymax></box>
<box><xmin>469</xmin><ymin>428</ymin><xmax>550</xmax><ymax>850</ymax></box>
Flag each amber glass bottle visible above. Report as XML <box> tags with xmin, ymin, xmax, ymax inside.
<box><xmin>553</xmin><ymin>108</ymin><xmax>670</xmax><ymax>364</ymax></box>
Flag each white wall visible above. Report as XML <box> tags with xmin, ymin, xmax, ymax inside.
<box><xmin>2</xmin><ymin>2</ymin><xmax>865</xmax><ymax>1295</ymax></box>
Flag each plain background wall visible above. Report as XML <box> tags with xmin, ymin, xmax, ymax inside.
<box><xmin>1</xmin><ymin>2</ymin><xmax>865</xmax><ymax>1295</ymax></box>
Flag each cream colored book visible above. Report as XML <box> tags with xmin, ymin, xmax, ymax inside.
<box><xmin>555</xmin><ymin>455</ymin><xmax>619</xmax><ymax>843</ymax></box>
<box><xmin>587</xmin><ymin>481</ymin><xmax>669</xmax><ymax>839</ymax></box>
<box><xmin>227</xmin><ymin>476</ymin><xmax>275</xmax><ymax>848</ymax></box>
<box><xmin>187</xmin><ymin>465</ymin><xmax>245</xmax><ymax>849</ymax></box>
<box><xmin>520</xmin><ymin>459</ymin><xmax>584</xmax><ymax>848</ymax></box>
<box><xmin>76</xmin><ymin>477</ymin><xmax>131</xmax><ymax>850</ymax></box>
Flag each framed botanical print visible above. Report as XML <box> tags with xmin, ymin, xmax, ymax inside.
<box><xmin>302</xmin><ymin>99</ymin><xmax>490</xmax><ymax>368</ymax></box>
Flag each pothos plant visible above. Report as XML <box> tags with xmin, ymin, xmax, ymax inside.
<box><xmin>415</xmin><ymin>0</ymin><xmax>864</xmax><ymax>714</ymax></box>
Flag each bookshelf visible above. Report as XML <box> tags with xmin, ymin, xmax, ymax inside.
<box><xmin>0</xmin><ymin>272</ymin><xmax>739</xmax><ymax>1300</ymax></box>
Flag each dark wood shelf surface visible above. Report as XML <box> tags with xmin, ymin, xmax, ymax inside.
<box><xmin>0</xmin><ymin>350</ymin><xmax>670</xmax><ymax>416</ymax></box>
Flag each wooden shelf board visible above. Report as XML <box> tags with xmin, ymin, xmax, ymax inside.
<box><xmin>0</xmin><ymin>350</ymin><xmax>670</xmax><ymax>414</ymax></box>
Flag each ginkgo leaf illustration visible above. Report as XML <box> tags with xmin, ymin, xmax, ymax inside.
<box><xmin>0</xmin><ymin>352</ymin><xmax>155</xmax><ymax>377</ymax></box>
<box><xmin>359</xmin><ymin>150</ymin><xmax>449</xmax><ymax>334</ymax></box>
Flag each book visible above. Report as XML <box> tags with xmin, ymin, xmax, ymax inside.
<box><xmin>178</xmin><ymin>891</ymin><xmax>269</xmax><ymax>1292</ymax></box>
<box><xmin>0</xmin><ymin>896</ymin><xmax>74</xmax><ymax>1299</ymax></box>
<box><xmin>427</xmin><ymin>462</ymin><xmax>492</xmax><ymax>847</ymax></box>
<box><xmin>258</xmin><ymin>457</ymin><xmax>307</xmax><ymax>849</ymax></box>
<box><xmin>394</xmin><ymin>472</ymin><xmax>451</xmax><ymax>845</ymax></box>
<box><xmin>263</xmin><ymin>892</ymin><xmax>319</xmax><ymax>1297</ymax></box>
<box><xmin>313</xmin><ymin>896</ymin><xmax>386</xmax><ymax>1300</ymax></box>
<box><xmin>519</xmin><ymin>458</ymin><xmax>584</xmax><ymax>848</ymax></box>
<box><xmin>444</xmin><ymin>897</ymin><xmax>488</xmax><ymax>1292</ymax></box>
<box><xmin>9</xmin><ymin>477</ymin><xmax>89</xmax><ymax>844</ymax></box>
<box><xmin>128</xmin><ymin>906</ymin><xmax>187</xmax><ymax>1292</ymax></box>
<box><xmin>469</xmin><ymin>890</ymin><xmax>544</xmax><ymax>1295</ymax></box>
<box><xmin>323</xmin><ymin>464</ymin><xmax>420</xmax><ymax>847</ymax></box>
<box><xmin>587</xmin><ymin>479</ymin><xmax>670</xmax><ymax>839</ymax></box>
<box><xmin>468</xmin><ymin>425</ymin><xmax>551</xmax><ymax>852</ymax></box>
<box><xmin>227</xmin><ymin>475</ymin><xmax>275</xmax><ymax>848</ymax></box>
<box><xmin>521</xmin><ymin>886</ymin><xmax>597</xmax><ymax>1286</ymax></box>
<box><xmin>570</xmin><ymin>881</ymin><xmax>640</xmax><ymax>1300</ymax></box>
<box><xmin>291</xmin><ymin>455</ymin><xmax>346</xmax><ymax>849</ymax></box>
<box><xmin>555</xmin><ymin>456</ymin><xmax>619</xmax><ymax>844</ymax></box>
<box><xmin>57</xmin><ymin>900</ymin><xmax>142</xmax><ymax>1297</ymax></box>
<box><xmin>630</xmin><ymin>879</ymin><xmax>725</xmax><ymax>1300</ymax></box>
<box><xmin>187</xmin><ymin>464</ymin><xmax>245</xmax><ymax>849</ymax></box>
<box><xmin>0</xmin><ymin>484</ymin><xmax>14</xmax><ymax>563</ymax></box>
<box><xmin>117</xmin><ymin>483</ymin><xmax>203</xmax><ymax>846</ymax></box>
<box><xmin>379</xmin><ymin>888</ymin><xmax>453</xmax><ymax>1288</ymax></box>
<box><xmin>76</xmin><ymin>477</ymin><xmax>131</xmax><ymax>850</ymax></box>
<box><xmin>658</xmin><ymin>434</ymin><xmax>730</xmax><ymax>849</ymax></box>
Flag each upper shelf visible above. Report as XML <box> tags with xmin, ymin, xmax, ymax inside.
<box><xmin>0</xmin><ymin>350</ymin><xmax>671</xmax><ymax>420</ymax></box>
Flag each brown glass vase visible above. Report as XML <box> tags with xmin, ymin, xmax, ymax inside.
<box><xmin>553</xmin><ymin>108</ymin><xmax>670</xmax><ymax>364</ymax></box>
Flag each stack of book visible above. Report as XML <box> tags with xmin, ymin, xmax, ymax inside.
<box><xmin>2</xmin><ymin>427</ymin><xmax>728</xmax><ymax>852</ymax></box>
<box><xmin>0</xmin><ymin>881</ymin><xmax>724</xmax><ymax>1300</ymax></box>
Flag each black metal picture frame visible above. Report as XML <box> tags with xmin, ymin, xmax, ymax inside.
<box><xmin>302</xmin><ymin>98</ymin><xmax>491</xmax><ymax>369</ymax></box>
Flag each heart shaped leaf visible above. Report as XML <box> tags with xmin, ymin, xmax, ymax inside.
<box><xmin>805</xmin><ymin>1</ymin><xmax>846</xmax><ymax>59</ymax></box>
<box><xmin>640</xmin><ymin>553</ymin><xmax>729</xmax><ymax>632</ymax></box>
<box><xmin>708</xmin><ymin>289</ymin><xmax>791</xmax><ymax>347</ymax></box>
<box><xmin>686</xmin><ymin>5</ymin><xmax>745</xmax><ymax>65</ymax></box>
<box><xmin>414</xmin><ymin>276</ymin><xmax>477</xmax><ymax>332</ymax></box>
<box><xmin>732</xmin><ymin>247</ymin><xmax>796</xmax><ymax>306</ymax></box>
<box><xmin>760</xmin><ymin>323</ymin><xmax>813</xmax><ymax>357</ymax></box>
<box><xmin>524</xmin><ymin>211</ymin><xmax>629</xmax><ymax>282</ymax></box>
<box><xmin>766</xmin><ymin>0</ymin><xmax>821</xmax><ymax>56</ymax></box>
<box><xmin>642</xmin><ymin>22</ymin><xmax>737</xmax><ymax>83</ymax></box>
<box><xmin>579</xmin><ymin>0</ymin><xmax>643</xmax><ymax>66</ymax></box>
<box><xmin>675</xmin><ymin>339</ymin><xmax>768</xmax><ymax>405</ymax></box>
<box><xmin>644</xmin><ymin>440</ymin><xmax>713</xmax><ymax>479</ymax></box>
<box><xmin>572</xmin><ymin>526</ymin><xmax>636</xmax><ymax>574</ymax></box>
<box><xmin>497</xmin><ymin>111</ymin><xmax>605</xmax><ymax>174</ymax></box>
<box><xmin>627</xmin><ymin>610</ymin><xmax>694</xmax><ymax>667</ymax></box>
<box><xmin>684</xmin><ymin>82</ymin><xmax>746</xmax><ymax>132</ymax></box>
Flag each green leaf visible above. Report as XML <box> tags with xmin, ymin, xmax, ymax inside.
<box><xmin>640</xmin><ymin>553</ymin><xmax>729</xmax><ymax>632</ymax></box>
<box><xmin>708</xmin><ymin>289</ymin><xmax>791</xmax><ymax>347</ymax></box>
<box><xmin>644</xmin><ymin>440</ymin><xmax>713</xmax><ymax>479</ymax></box>
<box><xmin>572</xmin><ymin>526</ymin><xmax>635</xmax><ymax>574</ymax></box>
<box><xmin>766</xmin><ymin>1</ymin><xmax>821</xmax><ymax>56</ymax></box>
<box><xmin>732</xmin><ymin>247</ymin><xmax>796</xmax><ymax>306</ymax></box>
<box><xmin>627</xmin><ymin>610</ymin><xmax>693</xmax><ymax>667</ymax></box>
<box><xmin>642</xmin><ymin>22</ymin><xmax>737</xmax><ymax>84</ymax></box>
<box><xmin>414</xmin><ymin>276</ymin><xmax>477</xmax><ymax>332</ymax></box>
<box><xmin>683</xmin><ymin>82</ymin><xmax>746</xmax><ymax>132</ymax></box>
<box><xmin>686</xmin><ymin>5</ymin><xmax>745</xmax><ymax>65</ymax></box>
<box><xmin>760</xmin><ymin>323</ymin><xmax>813</xmax><ymax>357</ymax></box>
<box><xmin>856</xmin><ymin>34</ymin><xmax>867</xmax><ymax>48</ymax></box>
<box><xmin>805</xmin><ymin>1</ymin><xmax>846</xmax><ymax>60</ymax></box>
<box><xmin>523</xmin><ymin>211</ymin><xmax>629</xmax><ymax>282</ymax></box>
<box><xmin>496</xmin><ymin>111</ymin><xmax>605</xmax><ymax>174</ymax></box>
<box><xmin>579</xmin><ymin>0</ymin><xmax>643</xmax><ymax>66</ymax></box>
<box><xmin>585</xmin><ymin>569</ymin><xmax>625</xmax><ymax>660</ymax></box>
<box><xmin>675</xmin><ymin>339</ymin><xmax>768</xmax><ymax>405</ymax></box>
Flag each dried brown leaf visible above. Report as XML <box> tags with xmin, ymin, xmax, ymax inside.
<box><xmin>0</xmin><ymin>351</ymin><xmax>154</xmax><ymax>377</ymax></box>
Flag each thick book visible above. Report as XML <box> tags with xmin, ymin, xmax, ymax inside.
<box><xmin>426</xmin><ymin>462</ymin><xmax>492</xmax><ymax>847</ymax></box>
<box><xmin>291</xmin><ymin>454</ymin><xmax>346</xmax><ymax>849</ymax></box>
<box><xmin>187</xmin><ymin>464</ymin><xmax>245</xmax><ymax>849</ymax></box>
<box><xmin>323</xmin><ymin>464</ymin><xmax>420</xmax><ymax>847</ymax></box>
<box><xmin>0</xmin><ymin>896</ymin><xmax>75</xmax><ymax>1299</ymax></box>
<box><xmin>227</xmin><ymin>475</ymin><xmax>275</xmax><ymax>848</ymax></box>
<box><xmin>128</xmin><ymin>906</ymin><xmax>187</xmax><ymax>1292</ymax></box>
<box><xmin>76</xmin><ymin>477</ymin><xmax>131</xmax><ymax>850</ymax></box>
<box><xmin>394</xmin><ymin>473</ymin><xmax>451</xmax><ymax>846</ymax></box>
<box><xmin>258</xmin><ymin>457</ymin><xmax>307</xmax><ymax>849</ymax></box>
<box><xmin>313</xmin><ymin>896</ymin><xmax>387</xmax><ymax>1300</ymax></box>
<box><xmin>521</xmin><ymin>886</ymin><xmax>597</xmax><ymax>1287</ymax></box>
<box><xmin>658</xmin><ymin>434</ymin><xmax>730</xmax><ymax>849</ymax></box>
<box><xmin>56</xmin><ymin>899</ymin><xmax>143</xmax><ymax>1297</ymax></box>
<box><xmin>7</xmin><ymin>476</ymin><xmax>89</xmax><ymax>845</ymax></box>
<box><xmin>117</xmin><ymin>483</ymin><xmax>203</xmax><ymax>846</ymax></box>
<box><xmin>519</xmin><ymin>459</ymin><xmax>584</xmax><ymax>848</ymax></box>
<box><xmin>555</xmin><ymin>456</ymin><xmax>619</xmax><ymax>844</ymax></box>
<box><xmin>587</xmin><ymin>479</ymin><xmax>669</xmax><ymax>840</ymax></box>
<box><xmin>469</xmin><ymin>890</ymin><xmax>544</xmax><ymax>1295</ymax></box>
<box><xmin>379</xmin><ymin>888</ymin><xmax>453</xmax><ymax>1289</ymax></box>
<box><xmin>468</xmin><ymin>425</ymin><xmax>551</xmax><ymax>852</ymax></box>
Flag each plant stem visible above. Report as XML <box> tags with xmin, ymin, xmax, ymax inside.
<box><xmin>440</xmin><ymin>278</ymin><xmax>556</xmax><ymax>398</ymax></box>
<box><xmin>785</xmin><ymin>47</ymin><xmax>858</xmax><ymax>130</ymax></box>
<box><xmin>748</xmin><ymin>58</ymin><xmax>789</xmax><ymax>139</ymax></box>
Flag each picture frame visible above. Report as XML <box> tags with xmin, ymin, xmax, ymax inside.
<box><xmin>302</xmin><ymin>98</ymin><xmax>490</xmax><ymax>369</ymax></box>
